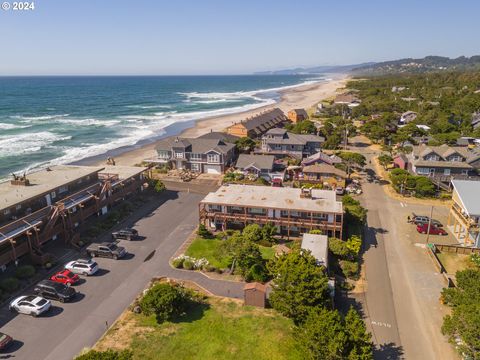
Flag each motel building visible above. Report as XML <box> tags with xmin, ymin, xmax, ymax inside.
<box><xmin>0</xmin><ymin>165</ymin><xmax>147</xmax><ymax>268</ymax></box>
<box><xmin>199</xmin><ymin>184</ymin><xmax>343</xmax><ymax>239</ymax></box>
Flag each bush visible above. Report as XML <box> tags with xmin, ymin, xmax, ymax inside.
<box><xmin>328</xmin><ymin>238</ymin><xmax>352</xmax><ymax>259</ymax></box>
<box><xmin>245</xmin><ymin>263</ymin><xmax>268</xmax><ymax>283</ymax></box>
<box><xmin>14</xmin><ymin>265</ymin><xmax>36</xmax><ymax>279</ymax></box>
<box><xmin>172</xmin><ymin>258</ymin><xmax>184</xmax><ymax>268</ymax></box>
<box><xmin>205</xmin><ymin>264</ymin><xmax>216</xmax><ymax>272</ymax></box>
<box><xmin>76</xmin><ymin>349</ymin><xmax>133</xmax><ymax>360</ymax></box>
<box><xmin>0</xmin><ymin>277</ymin><xmax>19</xmax><ymax>293</ymax></box>
<box><xmin>339</xmin><ymin>260</ymin><xmax>359</xmax><ymax>279</ymax></box>
<box><xmin>346</xmin><ymin>235</ymin><xmax>362</xmax><ymax>256</ymax></box>
<box><xmin>139</xmin><ymin>283</ymin><xmax>197</xmax><ymax>323</ymax></box>
<box><xmin>258</xmin><ymin>238</ymin><xmax>273</xmax><ymax>247</ymax></box>
<box><xmin>309</xmin><ymin>229</ymin><xmax>323</xmax><ymax>235</ymax></box>
<box><xmin>183</xmin><ymin>259</ymin><xmax>194</xmax><ymax>270</ymax></box>
<box><xmin>197</xmin><ymin>224</ymin><xmax>212</xmax><ymax>238</ymax></box>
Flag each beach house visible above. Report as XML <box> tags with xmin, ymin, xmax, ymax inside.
<box><xmin>287</xmin><ymin>108</ymin><xmax>308</xmax><ymax>123</ymax></box>
<box><xmin>199</xmin><ymin>185</ymin><xmax>343</xmax><ymax>238</ymax></box>
<box><xmin>152</xmin><ymin>136</ymin><xmax>236</xmax><ymax>174</ymax></box>
<box><xmin>0</xmin><ymin>165</ymin><xmax>147</xmax><ymax>267</ymax></box>
<box><xmin>234</xmin><ymin>154</ymin><xmax>278</xmax><ymax>180</ymax></box>
<box><xmin>226</xmin><ymin>108</ymin><xmax>287</xmax><ymax>138</ymax></box>
<box><xmin>300</xmin><ymin>163</ymin><xmax>347</xmax><ymax>188</ymax></box>
<box><xmin>256</xmin><ymin>128</ymin><xmax>325</xmax><ymax>159</ymax></box>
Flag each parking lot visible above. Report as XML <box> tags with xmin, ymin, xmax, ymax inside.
<box><xmin>0</xmin><ymin>190</ymin><xmax>204</xmax><ymax>360</ymax></box>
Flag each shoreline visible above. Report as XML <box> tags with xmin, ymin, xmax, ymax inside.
<box><xmin>75</xmin><ymin>74</ymin><xmax>349</xmax><ymax>168</ymax></box>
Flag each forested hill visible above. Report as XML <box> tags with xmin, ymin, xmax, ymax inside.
<box><xmin>353</xmin><ymin>56</ymin><xmax>480</xmax><ymax>74</ymax></box>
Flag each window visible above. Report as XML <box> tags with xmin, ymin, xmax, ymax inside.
<box><xmin>58</xmin><ymin>185</ymin><xmax>68</xmax><ymax>194</ymax></box>
<box><xmin>208</xmin><ymin>205</ymin><xmax>222</xmax><ymax>212</ymax></box>
<box><xmin>425</xmin><ymin>155</ymin><xmax>439</xmax><ymax>161</ymax></box>
<box><xmin>248</xmin><ymin>207</ymin><xmax>266</xmax><ymax>215</ymax></box>
<box><xmin>449</xmin><ymin>155</ymin><xmax>462</xmax><ymax>162</ymax></box>
<box><xmin>191</xmin><ymin>163</ymin><xmax>200</xmax><ymax>172</ymax></box>
<box><xmin>174</xmin><ymin>151</ymin><xmax>184</xmax><ymax>159</ymax></box>
<box><xmin>416</xmin><ymin>167</ymin><xmax>429</xmax><ymax>175</ymax></box>
<box><xmin>190</xmin><ymin>153</ymin><xmax>202</xmax><ymax>161</ymax></box>
<box><xmin>443</xmin><ymin>169</ymin><xmax>451</xmax><ymax>175</ymax></box>
<box><xmin>15</xmin><ymin>204</ymin><xmax>22</xmax><ymax>211</ymax></box>
<box><xmin>207</xmin><ymin>154</ymin><xmax>220</xmax><ymax>163</ymax></box>
<box><xmin>461</xmin><ymin>169</ymin><xmax>469</xmax><ymax>175</ymax></box>
<box><xmin>158</xmin><ymin>151</ymin><xmax>170</xmax><ymax>159</ymax></box>
<box><xmin>3</xmin><ymin>209</ymin><xmax>10</xmax><ymax>216</ymax></box>
<box><xmin>51</xmin><ymin>191</ymin><xmax>56</xmax><ymax>199</ymax></box>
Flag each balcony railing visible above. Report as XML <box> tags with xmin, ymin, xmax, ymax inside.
<box><xmin>452</xmin><ymin>203</ymin><xmax>480</xmax><ymax>229</ymax></box>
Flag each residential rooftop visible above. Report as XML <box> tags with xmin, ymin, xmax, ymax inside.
<box><xmin>201</xmin><ymin>184</ymin><xmax>343</xmax><ymax>213</ymax></box>
<box><xmin>452</xmin><ymin>180</ymin><xmax>480</xmax><ymax>216</ymax></box>
<box><xmin>301</xmin><ymin>233</ymin><xmax>328</xmax><ymax>268</ymax></box>
<box><xmin>99</xmin><ymin>165</ymin><xmax>148</xmax><ymax>181</ymax></box>
<box><xmin>0</xmin><ymin>165</ymin><xmax>105</xmax><ymax>212</ymax></box>
<box><xmin>236</xmin><ymin>154</ymin><xmax>275</xmax><ymax>170</ymax></box>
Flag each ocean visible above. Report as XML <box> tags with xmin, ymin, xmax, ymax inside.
<box><xmin>0</xmin><ymin>75</ymin><xmax>322</xmax><ymax>178</ymax></box>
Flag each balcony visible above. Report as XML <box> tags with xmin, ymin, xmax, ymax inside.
<box><xmin>451</xmin><ymin>203</ymin><xmax>480</xmax><ymax>230</ymax></box>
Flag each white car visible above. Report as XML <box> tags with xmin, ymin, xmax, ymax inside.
<box><xmin>65</xmin><ymin>258</ymin><xmax>99</xmax><ymax>276</ymax></box>
<box><xmin>9</xmin><ymin>295</ymin><xmax>51</xmax><ymax>317</ymax></box>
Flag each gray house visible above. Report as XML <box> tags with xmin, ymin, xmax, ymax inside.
<box><xmin>235</xmin><ymin>154</ymin><xmax>276</xmax><ymax>179</ymax></box>
<box><xmin>408</xmin><ymin>144</ymin><xmax>479</xmax><ymax>179</ymax></box>
<box><xmin>152</xmin><ymin>136</ymin><xmax>236</xmax><ymax>174</ymax></box>
<box><xmin>257</xmin><ymin>129</ymin><xmax>324</xmax><ymax>159</ymax></box>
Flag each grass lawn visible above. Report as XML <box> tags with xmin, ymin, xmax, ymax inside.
<box><xmin>436</xmin><ymin>251</ymin><xmax>476</xmax><ymax>274</ymax></box>
<box><xmin>185</xmin><ymin>237</ymin><xmax>276</xmax><ymax>269</ymax></box>
<box><xmin>95</xmin><ymin>298</ymin><xmax>303</xmax><ymax>360</ymax></box>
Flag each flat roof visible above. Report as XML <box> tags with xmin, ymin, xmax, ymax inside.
<box><xmin>301</xmin><ymin>233</ymin><xmax>328</xmax><ymax>268</ymax></box>
<box><xmin>452</xmin><ymin>180</ymin><xmax>480</xmax><ymax>215</ymax></box>
<box><xmin>201</xmin><ymin>184</ymin><xmax>342</xmax><ymax>213</ymax></box>
<box><xmin>99</xmin><ymin>165</ymin><xmax>147</xmax><ymax>180</ymax></box>
<box><xmin>0</xmin><ymin>165</ymin><xmax>105</xmax><ymax>212</ymax></box>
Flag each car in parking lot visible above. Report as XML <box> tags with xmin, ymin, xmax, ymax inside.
<box><xmin>111</xmin><ymin>228</ymin><xmax>138</xmax><ymax>241</ymax></box>
<box><xmin>65</xmin><ymin>258</ymin><xmax>99</xmax><ymax>276</ymax></box>
<box><xmin>416</xmin><ymin>223</ymin><xmax>448</xmax><ymax>235</ymax></box>
<box><xmin>86</xmin><ymin>242</ymin><xmax>126</xmax><ymax>260</ymax></box>
<box><xmin>9</xmin><ymin>295</ymin><xmax>51</xmax><ymax>317</ymax></box>
<box><xmin>335</xmin><ymin>187</ymin><xmax>345</xmax><ymax>195</ymax></box>
<box><xmin>0</xmin><ymin>332</ymin><xmax>13</xmax><ymax>350</ymax></box>
<box><xmin>411</xmin><ymin>214</ymin><xmax>443</xmax><ymax>227</ymax></box>
<box><xmin>50</xmin><ymin>269</ymin><xmax>80</xmax><ymax>285</ymax></box>
<box><xmin>33</xmin><ymin>280</ymin><xmax>77</xmax><ymax>303</ymax></box>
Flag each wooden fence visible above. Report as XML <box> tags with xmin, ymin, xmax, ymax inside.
<box><xmin>433</xmin><ymin>244</ymin><xmax>480</xmax><ymax>255</ymax></box>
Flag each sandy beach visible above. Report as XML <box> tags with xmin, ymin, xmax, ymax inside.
<box><xmin>90</xmin><ymin>75</ymin><xmax>349</xmax><ymax>167</ymax></box>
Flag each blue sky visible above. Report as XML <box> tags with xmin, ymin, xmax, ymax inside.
<box><xmin>0</xmin><ymin>0</ymin><xmax>478</xmax><ymax>75</ymax></box>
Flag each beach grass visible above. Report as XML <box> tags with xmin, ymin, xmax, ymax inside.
<box><xmin>96</xmin><ymin>297</ymin><xmax>303</xmax><ymax>360</ymax></box>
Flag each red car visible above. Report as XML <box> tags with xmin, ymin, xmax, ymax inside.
<box><xmin>50</xmin><ymin>269</ymin><xmax>80</xmax><ymax>285</ymax></box>
<box><xmin>416</xmin><ymin>224</ymin><xmax>447</xmax><ymax>236</ymax></box>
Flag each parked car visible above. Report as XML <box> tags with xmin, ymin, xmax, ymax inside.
<box><xmin>111</xmin><ymin>228</ymin><xmax>138</xmax><ymax>241</ymax></box>
<box><xmin>50</xmin><ymin>269</ymin><xmax>80</xmax><ymax>285</ymax></box>
<box><xmin>411</xmin><ymin>214</ymin><xmax>443</xmax><ymax>227</ymax></box>
<box><xmin>65</xmin><ymin>258</ymin><xmax>99</xmax><ymax>276</ymax></box>
<box><xmin>271</xmin><ymin>178</ymin><xmax>283</xmax><ymax>187</ymax></box>
<box><xmin>416</xmin><ymin>224</ymin><xmax>448</xmax><ymax>235</ymax></box>
<box><xmin>33</xmin><ymin>280</ymin><xmax>77</xmax><ymax>303</ymax></box>
<box><xmin>335</xmin><ymin>187</ymin><xmax>345</xmax><ymax>195</ymax></box>
<box><xmin>9</xmin><ymin>295</ymin><xmax>51</xmax><ymax>317</ymax></box>
<box><xmin>0</xmin><ymin>332</ymin><xmax>13</xmax><ymax>350</ymax></box>
<box><xmin>86</xmin><ymin>242</ymin><xmax>126</xmax><ymax>259</ymax></box>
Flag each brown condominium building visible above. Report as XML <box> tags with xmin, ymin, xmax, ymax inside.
<box><xmin>199</xmin><ymin>184</ymin><xmax>343</xmax><ymax>238</ymax></box>
<box><xmin>0</xmin><ymin>164</ymin><xmax>147</xmax><ymax>267</ymax></box>
<box><xmin>287</xmin><ymin>108</ymin><xmax>308</xmax><ymax>123</ymax></box>
<box><xmin>226</xmin><ymin>108</ymin><xmax>287</xmax><ymax>138</ymax></box>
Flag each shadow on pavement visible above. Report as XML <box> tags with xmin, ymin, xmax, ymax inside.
<box><xmin>0</xmin><ymin>340</ymin><xmax>24</xmax><ymax>357</ymax></box>
<box><xmin>42</xmin><ymin>305</ymin><xmax>64</xmax><ymax>318</ymax></box>
<box><xmin>67</xmin><ymin>292</ymin><xmax>86</xmax><ymax>304</ymax></box>
<box><xmin>93</xmin><ymin>269</ymin><xmax>110</xmax><ymax>277</ymax></box>
<box><xmin>374</xmin><ymin>342</ymin><xmax>404</xmax><ymax>360</ymax></box>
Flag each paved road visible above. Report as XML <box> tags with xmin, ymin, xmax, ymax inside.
<box><xmin>348</xmin><ymin>138</ymin><xmax>458</xmax><ymax>360</ymax></box>
<box><xmin>0</xmin><ymin>190</ymin><xmax>243</xmax><ymax>360</ymax></box>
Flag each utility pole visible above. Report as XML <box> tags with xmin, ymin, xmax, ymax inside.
<box><xmin>426</xmin><ymin>205</ymin><xmax>434</xmax><ymax>244</ymax></box>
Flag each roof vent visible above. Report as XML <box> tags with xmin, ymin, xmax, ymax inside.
<box><xmin>300</xmin><ymin>187</ymin><xmax>312</xmax><ymax>199</ymax></box>
<box><xmin>10</xmin><ymin>172</ymin><xmax>30</xmax><ymax>186</ymax></box>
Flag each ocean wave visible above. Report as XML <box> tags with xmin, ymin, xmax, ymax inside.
<box><xmin>55</xmin><ymin>118</ymin><xmax>122</xmax><ymax>127</ymax></box>
<box><xmin>125</xmin><ymin>104</ymin><xmax>172</xmax><ymax>109</ymax></box>
<box><xmin>0</xmin><ymin>123</ymin><xmax>31</xmax><ymax>130</ymax></box>
<box><xmin>11</xmin><ymin>114</ymin><xmax>70</xmax><ymax>122</ymax></box>
<box><xmin>0</xmin><ymin>131</ymin><xmax>72</xmax><ymax>157</ymax></box>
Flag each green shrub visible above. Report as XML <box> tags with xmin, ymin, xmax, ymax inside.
<box><xmin>172</xmin><ymin>258</ymin><xmax>184</xmax><ymax>268</ymax></box>
<box><xmin>346</xmin><ymin>235</ymin><xmax>362</xmax><ymax>256</ymax></box>
<box><xmin>154</xmin><ymin>180</ymin><xmax>166</xmax><ymax>193</ymax></box>
<box><xmin>328</xmin><ymin>238</ymin><xmax>352</xmax><ymax>259</ymax></box>
<box><xmin>258</xmin><ymin>238</ymin><xmax>273</xmax><ymax>247</ymax></box>
<box><xmin>0</xmin><ymin>277</ymin><xmax>19</xmax><ymax>293</ymax></box>
<box><xmin>245</xmin><ymin>264</ymin><xmax>268</xmax><ymax>283</ymax></box>
<box><xmin>14</xmin><ymin>265</ymin><xmax>36</xmax><ymax>279</ymax></box>
<box><xmin>139</xmin><ymin>283</ymin><xmax>197</xmax><ymax>323</ymax></box>
<box><xmin>183</xmin><ymin>259</ymin><xmax>194</xmax><ymax>270</ymax></box>
<box><xmin>339</xmin><ymin>260</ymin><xmax>359</xmax><ymax>279</ymax></box>
<box><xmin>197</xmin><ymin>224</ymin><xmax>212</xmax><ymax>238</ymax></box>
<box><xmin>471</xmin><ymin>253</ymin><xmax>480</xmax><ymax>267</ymax></box>
<box><xmin>205</xmin><ymin>264</ymin><xmax>216</xmax><ymax>272</ymax></box>
<box><xmin>75</xmin><ymin>349</ymin><xmax>133</xmax><ymax>360</ymax></box>
<box><xmin>309</xmin><ymin>229</ymin><xmax>323</xmax><ymax>235</ymax></box>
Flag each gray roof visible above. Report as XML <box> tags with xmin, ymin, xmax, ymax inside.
<box><xmin>413</xmin><ymin>144</ymin><xmax>470</xmax><ymax>160</ymax></box>
<box><xmin>264</xmin><ymin>132</ymin><xmax>325</xmax><ymax>146</ymax></box>
<box><xmin>302</xmin><ymin>151</ymin><xmax>342</xmax><ymax>166</ymax></box>
<box><xmin>265</xmin><ymin>128</ymin><xmax>288</xmax><ymax>136</ymax></box>
<box><xmin>414</xmin><ymin>160</ymin><xmax>473</xmax><ymax>169</ymax></box>
<box><xmin>197</xmin><ymin>132</ymin><xmax>239</xmax><ymax>143</ymax></box>
<box><xmin>201</xmin><ymin>185</ymin><xmax>343</xmax><ymax>213</ymax></box>
<box><xmin>301</xmin><ymin>233</ymin><xmax>328</xmax><ymax>268</ymax></box>
<box><xmin>302</xmin><ymin>163</ymin><xmax>347</xmax><ymax>178</ymax></box>
<box><xmin>236</xmin><ymin>154</ymin><xmax>275</xmax><ymax>171</ymax></box>
<box><xmin>0</xmin><ymin>165</ymin><xmax>105</xmax><ymax>212</ymax></box>
<box><xmin>241</xmin><ymin>108</ymin><xmax>286</xmax><ymax>131</ymax></box>
<box><xmin>452</xmin><ymin>180</ymin><xmax>480</xmax><ymax>215</ymax></box>
<box><xmin>156</xmin><ymin>137</ymin><xmax>235</xmax><ymax>155</ymax></box>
